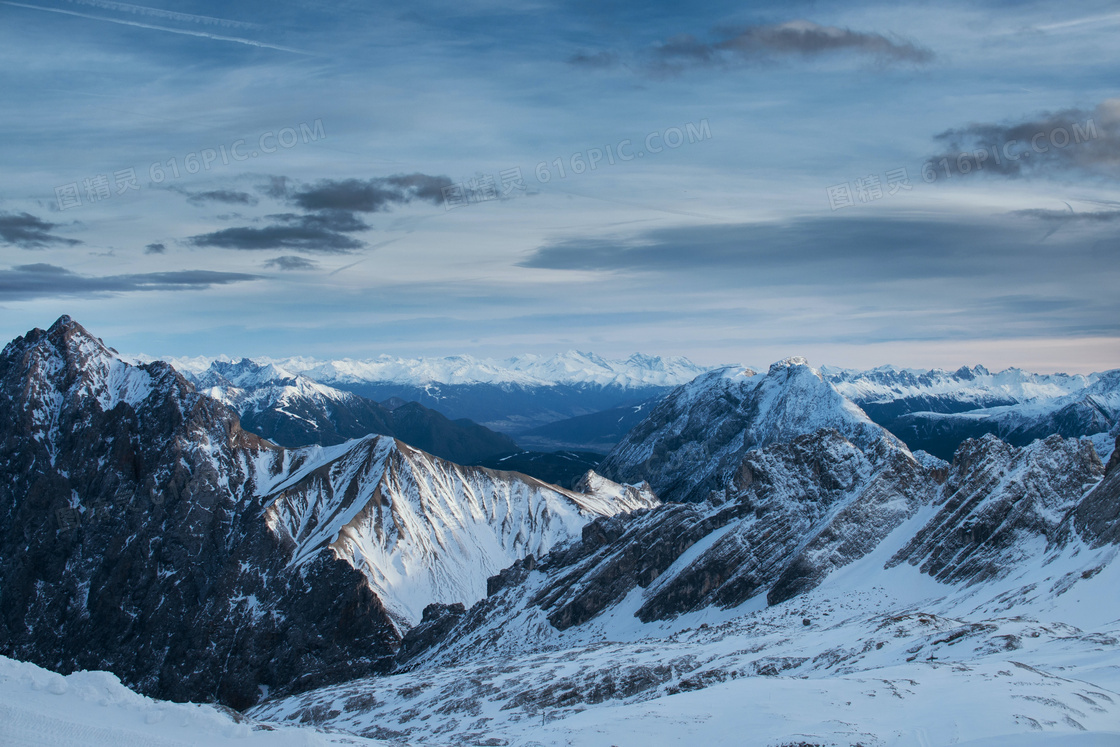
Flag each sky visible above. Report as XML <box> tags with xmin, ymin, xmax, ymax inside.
<box><xmin>1</xmin><ymin>0</ymin><xmax>1118</xmax><ymax>372</ymax></box>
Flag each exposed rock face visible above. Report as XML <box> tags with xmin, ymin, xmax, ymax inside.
<box><xmin>397</xmin><ymin>370</ymin><xmax>1114</xmax><ymax>672</ymax></box>
<box><xmin>533</xmin><ymin>430</ymin><xmax>932</xmax><ymax>629</ymax></box>
<box><xmin>1071</xmin><ymin>433</ymin><xmax>1120</xmax><ymax>547</ymax></box>
<box><xmin>194</xmin><ymin>358</ymin><xmax>520</xmax><ymax>463</ymax></box>
<box><xmin>396</xmin><ymin>427</ymin><xmax>939</xmax><ymax>670</ymax></box>
<box><xmin>0</xmin><ymin>317</ymin><xmax>400</xmax><ymax>709</ymax></box>
<box><xmin>887</xmin><ymin>434</ymin><xmax>1104</xmax><ymax>583</ymax></box>
<box><xmin>600</xmin><ymin>359</ymin><xmax>901</xmax><ymax>503</ymax></box>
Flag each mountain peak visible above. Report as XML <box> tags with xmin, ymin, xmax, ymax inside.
<box><xmin>768</xmin><ymin>355</ymin><xmax>812</xmax><ymax>375</ymax></box>
<box><xmin>48</xmin><ymin>314</ymin><xmax>76</xmax><ymax>332</ymax></box>
<box><xmin>601</xmin><ymin>357</ymin><xmax>903</xmax><ymax>502</ymax></box>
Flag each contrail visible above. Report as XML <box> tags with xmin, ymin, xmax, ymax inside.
<box><xmin>64</xmin><ymin>0</ymin><xmax>260</xmax><ymax>29</ymax></box>
<box><xmin>1035</xmin><ymin>12</ymin><xmax>1120</xmax><ymax>31</ymax></box>
<box><xmin>2</xmin><ymin>1</ymin><xmax>314</xmax><ymax>55</ymax></box>
<box><xmin>329</xmin><ymin>239</ymin><xmax>404</xmax><ymax>276</ymax></box>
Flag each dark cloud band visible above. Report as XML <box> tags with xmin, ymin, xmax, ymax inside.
<box><xmin>0</xmin><ymin>264</ymin><xmax>258</xmax><ymax>300</ymax></box>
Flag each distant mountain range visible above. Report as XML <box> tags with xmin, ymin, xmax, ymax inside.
<box><xmin>187</xmin><ymin>358</ymin><xmax>519</xmax><ymax>465</ymax></box>
<box><xmin>157</xmin><ymin>352</ymin><xmax>1120</xmax><ymax>463</ymax></box>
<box><xmin>824</xmin><ymin>364</ymin><xmax>1120</xmax><ymax>460</ymax></box>
<box><xmin>170</xmin><ymin>350</ymin><xmax>713</xmax><ymax>388</ymax></box>
<box><xmin>155</xmin><ymin>351</ymin><xmax>713</xmax><ymax>434</ymax></box>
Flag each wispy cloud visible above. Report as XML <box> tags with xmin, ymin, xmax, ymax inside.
<box><xmin>0</xmin><ymin>211</ymin><xmax>81</xmax><ymax>249</ymax></box>
<box><xmin>64</xmin><ymin>0</ymin><xmax>259</xmax><ymax>30</ymax></box>
<box><xmin>185</xmin><ymin>189</ymin><xmax>259</xmax><ymax>206</ymax></box>
<box><xmin>518</xmin><ymin>213</ymin><xmax>1113</xmax><ymax>285</ymax></box>
<box><xmin>656</xmin><ymin>20</ymin><xmax>933</xmax><ymax>65</ymax></box>
<box><xmin>264</xmin><ymin>255</ymin><xmax>319</xmax><ymax>271</ymax></box>
<box><xmin>574</xmin><ymin>19</ymin><xmax>933</xmax><ymax>74</ymax></box>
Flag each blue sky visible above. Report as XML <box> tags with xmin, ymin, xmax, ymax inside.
<box><xmin>1</xmin><ymin>0</ymin><xmax>1118</xmax><ymax>371</ymax></box>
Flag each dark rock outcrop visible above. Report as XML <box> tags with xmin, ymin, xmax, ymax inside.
<box><xmin>1071</xmin><ymin>433</ymin><xmax>1120</xmax><ymax>546</ymax></box>
<box><xmin>0</xmin><ymin>317</ymin><xmax>400</xmax><ymax>709</ymax></box>
<box><xmin>887</xmin><ymin>434</ymin><xmax>1104</xmax><ymax>583</ymax></box>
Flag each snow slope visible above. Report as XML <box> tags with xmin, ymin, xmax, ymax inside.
<box><xmin>0</xmin><ymin>655</ymin><xmax>392</xmax><ymax>746</ymax></box>
<box><xmin>250</xmin><ymin>508</ymin><xmax>1120</xmax><ymax>746</ymax></box>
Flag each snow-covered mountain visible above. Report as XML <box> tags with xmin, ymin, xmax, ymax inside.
<box><xmin>190</xmin><ymin>358</ymin><xmax>520</xmax><ymax>463</ymax></box>
<box><xmin>600</xmin><ymin>357</ymin><xmax>906</xmax><ymax>503</ymax></box>
<box><xmin>258</xmin><ymin>350</ymin><xmax>710</xmax><ymax>389</ymax></box>
<box><xmin>262</xmin><ymin>435</ymin><xmax>656</xmax><ymax>628</ymax></box>
<box><xmin>0</xmin><ymin>317</ymin><xmax>654</xmax><ymax>709</ymax></box>
<box><xmin>823</xmin><ymin>364</ymin><xmax>1094</xmax><ymax>410</ymax></box>
<box><xmin>159</xmin><ymin>350</ymin><xmax>710</xmax><ymax>391</ymax></box>
<box><xmin>825</xmin><ymin>364</ymin><xmax>1120</xmax><ymax>460</ymax></box>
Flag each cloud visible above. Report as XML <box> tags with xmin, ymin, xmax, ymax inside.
<box><xmin>0</xmin><ymin>263</ymin><xmax>258</xmax><ymax>300</ymax></box>
<box><xmin>290</xmin><ymin>174</ymin><xmax>453</xmax><ymax>212</ymax></box>
<box><xmin>144</xmin><ymin>242</ymin><xmax>167</xmax><ymax>254</ymax></box>
<box><xmin>264</xmin><ymin>255</ymin><xmax>319</xmax><ymax>271</ymax></box>
<box><xmin>568</xmin><ymin>50</ymin><xmax>619</xmax><ymax>69</ymax></box>
<box><xmin>185</xmin><ymin>189</ymin><xmax>258</xmax><ymax>206</ymax></box>
<box><xmin>1012</xmin><ymin>208</ymin><xmax>1120</xmax><ymax>223</ymax></box>
<box><xmin>188</xmin><ymin>208</ymin><xmax>371</xmax><ymax>253</ymax></box>
<box><xmin>578</xmin><ymin>20</ymin><xmax>933</xmax><ymax>73</ymax></box>
<box><xmin>259</xmin><ymin>176</ymin><xmax>291</xmax><ymax>199</ymax></box>
<box><xmin>187</xmin><ymin>224</ymin><xmax>364</xmax><ymax>253</ymax></box>
<box><xmin>518</xmin><ymin>213</ymin><xmax>1115</xmax><ymax>285</ymax></box>
<box><xmin>189</xmin><ymin>173</ymin><xmax>448</xmax><ymax>254</ymax></box>
<box><xmin>927</xmin><ymin>99</ymin><xmax>1120</xmax><ymax>178</ymax></box>
<box><xmin>710</xmin><ymin>21</ymin><xmax>932</xmax><ymax>63</ymax></box>
<box><xmin>268</xmin><ymin>210</ymin><xmax>370</xmax><ymax>233</ymax></box>
<box><xmin>0</xmin><ymin>211</ymin><xmax>81</xmax><ymax>249</ymax></box>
